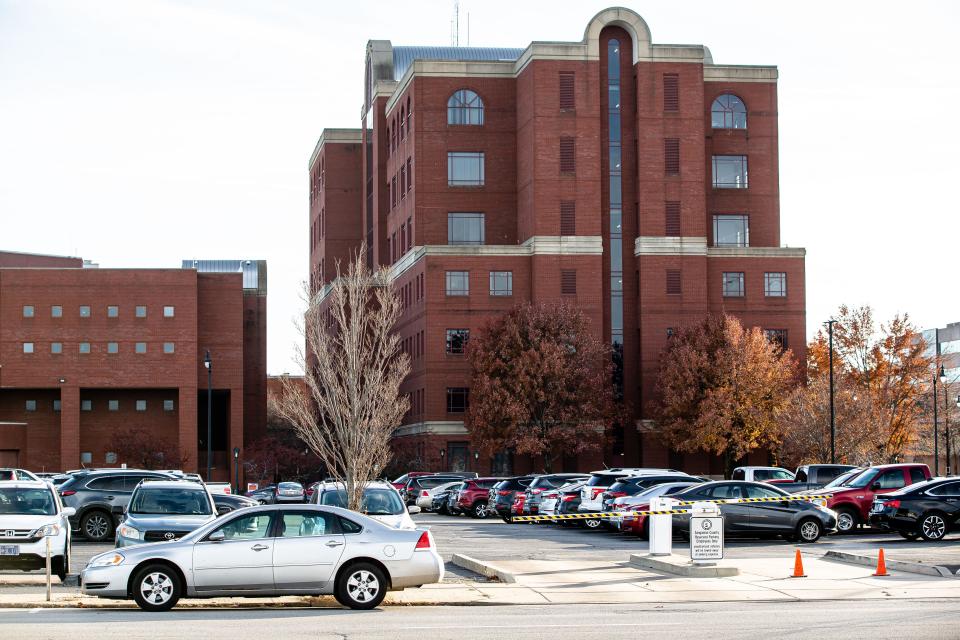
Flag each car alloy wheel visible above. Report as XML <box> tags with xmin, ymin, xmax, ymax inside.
<box><xmin>140</xmin><ymin>572</ymin><xmax>175</xmax><ymax>606</ymax></box>
<box><xmin>472</xmin><ymin>503</ymin><xmax>488</xmax><ymax>519</ymax></box>
<box><xmin>835</xmin><ymin>509</ymin><xmax>856</xmax><ymax>533</ymax></box>
<box><xmin>335</xmin><ymin>563</ymin><xmax>387</xmax><ymax>610</ymax></box>
<box><xmin>132</xmin><ymin>564</ymin><xmax>182</xmax><ymax>612</ymax></box>
<box><xmin>797</xmin><ymin>519</ymin><xmax>822</xmax><ymax>543</ymax></box>
<box><xmin>82</xmin><ymin>512</ymin><xmax>111</xmax><ymax>541</ymax></box>
<box><xmin>920</xmin><ymin>514</ymin><xmax>947</xmax><ymax>541</ymax></box>
<box><xmin>583</xmin><ymin>518</ymin><xmax>601</xmax><ymax>529</ymax></box>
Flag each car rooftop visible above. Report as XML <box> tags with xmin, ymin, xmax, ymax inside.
<box><xmin>136</xmin><ymin>480</ymin><xmax>208</xmax><ymax>490</ymax></box>
<box><xmin>0</xmin><ymin>480</ymin><xmax>50</xmax><ymax>488</ymax></box>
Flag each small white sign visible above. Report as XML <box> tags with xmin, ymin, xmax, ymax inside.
<box><xmin>690</xmin><ymin>516</ymin><xmax>724</xmax><ymax>561</ymax></box>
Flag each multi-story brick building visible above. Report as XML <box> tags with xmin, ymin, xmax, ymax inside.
<box><xmin>310</xmin><ymin>7</ymin><xmax>806</xmax><ymax>475</ymax></box>
<box><xmin>0</xmin><ymin>251</ymin><xmax>267</xmax><ymax>480</ymax></box>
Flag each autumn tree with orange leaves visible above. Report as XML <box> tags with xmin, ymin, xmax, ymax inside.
<box><xmin>650</xmin><ymin>314</ymin><xmax>797</xmax><ymax>476</ymax></box>
<box><xmin>465</xmin><ymin>303</ymin><xmax>620</xmax><ymax>473</ymax></box>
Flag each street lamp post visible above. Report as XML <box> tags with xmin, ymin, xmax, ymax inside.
<box><xmin>954</xmin><ymin>394</ymin><xmax>960</xmax><ymax>476</ymax></box>
<box><xmin>233</xmin><ymin>446</ymin><xmax>241</xmax><ymax>495</ymax></box>
<box><xmin>825</xmin><ymin>319</ymin><xmax>837</xmax><ymax>464</ymax></box>
<box><xmin>203</xmin><ymin>350</ymin><xmax>212</xmax><ymax>481</ymax></box>
<box><xmin>933</xmin><ymin>329</ymin><xmax>940</xmax><ymax>476</ymax></box>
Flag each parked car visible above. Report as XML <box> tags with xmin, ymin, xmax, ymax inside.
<box><xmin>390</xmin><ymin>472</ymin><xmax>435</xmax><ymax>491</ymax></box>
<box><xmin>488</xmin><ymin>476</ymin><xmax>536</xmax><ymax>522</ymax></box>
<box><xmin>522</xmin><ymin>474</ymin><xmax>589</xmax><ymax>516</ymax></box>
<box><xmin>310</xmin><ymin>481</ymin><xmax>418</xmax><ymax>529</ymax></box>
<box><xmin>0</xmin><ymin>468</ymin><xmax>42</xmax><ymax>482</ymax></box>
<box><xmin>555</xmin><ymin>481</ymin><xmax>586</xmax><ymax>523</ymax></box>
<box><xmin>671</xmin><ymin>481</ymin><xmax>837</xmax><ymax>542</ymax></box>
<box><xmin>869</xmin><ymin>476</ymin><xmax>960</xmax><ymax>541</ymax></box>
<box><xmin>115</xmin><ymin>480</ymin><xmax>218</xmax><ymax>548</ymax></box>
<box><xmin>455</xmin><ymin>478</ymin><xmax>503</xmax><ymax>518</ymax></box>
<box><xmin>402</xmin><ymin>475</ymin><xmax>470</xmax><ymax>506</ymax></box>
<box><xmin>577</xmin><ymin>469</ymin><xmax>677</xmax><ymax>528</ymax></box>
<box><xmin>429</xmin><ymin>484</ymin><xmax>462</xmax><ymax>515</ymax></box>
<box><xmin>538</xmin><ymin>480</ymin><xmax>586</xmax><ymax>518</ymax></box>
<box><xmin>274</xmin><ymin>482</ymin><xmax>306</xmax><ymax>504</ymax></box>
<box><xmin>204</xmin><ymin>482</ymin><xmax>233</xmax><ymax>495</ymax></box>
<box><xmin>58</xmin><ymin>469</ymin><xmax>178</xmax><ymax>541</ymax></box>
<box><xmin>613</xmin><ymin>481</ymin><xmax>703</xmax><ymax>537</ymax></box>
<box><xmin>81</xmin><ymin>504</ymin><xmax>444</xmax><ymax>611</ymax></box>
<box><xmin>414</xmin><ymin>481</ymin><xmax>461</xmax><ymax>511</ymax></box>
<box><xmin>446</xmin><ymin>484</ymin><xmax>464</xmax><ymax>516</ymax></box>
<box><xmin>600</xmin><ymin>474</ymin><xmax>704</xmax><ymax>529</ymax></box>
<box><xmin>810</xmin><ymin>463</ymin><xmax>932</xmax><ymax>533</ymax></box>
<box><xmin>246</xmin><ymin>485</ymin><xmax>277</xmax><ymax>504</ymax></box>
<box><xmin>212</xmin><ymin>493</ymin><xmax>257</xmax><ymax>515</ymax></box>
<box><xmin>731</xmin><ymin>466</ymin><xmax>795</xmax><ymax>484</ymax></box>
<box><xmin>773</xmin><ymin>464</ymin><xmax>860</xmax><ymax>493</ymax></box>
<box><xmin>0</xmin><ymin>480</ymin><xmax>75</xmax><ymax>581</ymax></box>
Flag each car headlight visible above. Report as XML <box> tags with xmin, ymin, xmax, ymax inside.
<box><xmin>89</xmin><ymin>552</ymin><xmax>126</xmax><ymax>567</ymax></box>
<box><xmin>810</xmin><ymin>498</ymin><xmax>828</xmax><ymax>509</ymax></box>
<box><xmin>117</xmin><ymin>524</ymin><xmax>142</xmax><ymax>540</ymax></box>
<box><xmin>33</xmin><ymin>523</ymin><xmax>61</xmax><ymax>537</ymax></box>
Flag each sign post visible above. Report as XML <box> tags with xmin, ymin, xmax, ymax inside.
<box><xmin>648</xmin><ymin>497</ymin><xmax>677</xmax><ymax>556</ymax></box>
<box><xmin>689</xmin><ymin>501</ymin><xmax>723</xmax><ymax>566</ymax></box>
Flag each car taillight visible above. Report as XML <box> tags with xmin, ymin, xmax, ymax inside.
<box><xmin>562</xmin><ymin>495</ymin><xmax>576</xmax><ymax>502</ymax></box>
<box><xmin>498</xmin><ymin>490</ymin><xmax>511</xmax><ymax>496</ymax></box>
<box><xmin>608</xmin><ymin>492</ymin><xmax>627</xmax><ymax>498</ymax></box>
<box><xmin>591</xmin><ymin>488</ymin><xmax>604</xmax><ymax>499</ymax></box>
<box><xmin>415</xmin><ymin>531</ymin><xmax>433</xmax><ymax>550</ymax></box>
<box><xmin>224</xmin><ymin>487</ymin><xmax>231</xmax><ymax>494</ymax></box>
<box><xmin>885</xmin><ymin>499</ymin><xmax>900</xmax><ymax>509</ymax></box>
<box><xmin>421</xmin><ymin>490</ymin><xmax>430</xmax><ymax>497</ymax></box>
<box><xmin>60</xmin><ymin>490</ymin><xmax>76</xmax><ymax>497</ymax></box>
<box><xmin>531</xmin><ymin>488</ymin><xmax>544</xmax><ymax>494</ymax></box>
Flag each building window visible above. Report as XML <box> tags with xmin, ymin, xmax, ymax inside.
<box><xmin>25</xmin><ymin>400</ymin><xmax>36</xmax><ymax>412</ymax></box>
<box><xmin>666</xmin><ymin>269</ymin><xmax>682</xmax><ymax>295</ymax></box>
<box><xmin>447</xmin><ymin>152</ymin><xmax>484</xmax><ymax>186</ymax></box>
<box><xmin>489</xmin><ymin>271</ymin><xmax>513</xmax><ymax>296</ymax></box>
<box><xmin>722</xmin><ymin>272</ymin><xmax>745</xmax><ymax>297</ymax></box>
<box><xmin>665</xmin><ymin>202</ymin><xmax>681</xmax><ymax>236</ymax></box>
<box><xmin>406</xmin><ymin>157</ymin><xmax>412</xmax><ymax>192</ymax></box>
<box><xmin>51</xmin><ymin>342</ymin><xmax>62</xmax><ymax>354</ymax></box>
<box><xmin>163</xmin><ymin>342</ymin><xmax>175</xmax><ymax>354</ymax></box>
<box><xmin>22</xmin><ymin>342</ymin><xmax>34</xmax><ymax>354</ymax></box>
<box><xmin>447</xmin><ymin>89</ymin><xmax>484</xmax><ymax>125</ymax></box>
<box><xmin>764</xmin><ymin>329</ymin><xmax>788</xmax><ymax>352</ymax></box>
<box><xmin>711</xmin><ymin>93</ymin><xmax>747</xmax><ymax>129</ymax></box>
<box><xmin>135</xmin><ymin>305</ymin><xmax>147</xmax><ymax>318</ymax></box>
<box><xmin>559</xmin><ymin>137</ymin><xmax>576</xmax><ymax>174</ymax></box>
<box><xmin>663</xmin><ymin>73</ymin><xmax>679</xmax><ymax>112</ymax></box>
<box><xmin>22</xmin><ymin>305</ymin><xmax>34</xmax><ymax>318</ymax></box>
<box><xmin>447</xmin><ymin>212</ymin><xmax>485</xmax><ymax>245</ymax></box>
<box><xmin>53</xmin><ymin>400</ymin><xmax>61</xmax><ymax>412</ymax></box>
<box><xmin>559</xmin><ymin>72</ymin><xmax>575</xmax><ymax>111</ymax></box>
<box><xmin>713</xmin><ymin>155</ymin><xmax>748</xmax><ymax>188</ymax></box>
<box><xmin>561</xmin><ymin>270</ymin><xmax>577</xmax><ymax>295</ymax></box>
<box><xmin>80</xmin><ymin>452</ymin><xmax>92</xmax><ymax>464</ymax></box>
<box><xmin>135</xmin><ymin>342</ymin><xmax>147</xmax><ymax>354</ymax></box>
<box><xmin>560</xmin><ymin>201</ymin><xmax>576</xmax><ymax>235</ymax></box>
<box><xmin>51</xmin><ymin>305</ymin><xmax>62</xmax><ymax>318</ymax></box>
<box><xmin>79</xmin><ymin>305</ymin><xmax>91</xmax><ymax>318</ymax></box>
<box><xmin>79</xmin><ymin>342</ymin><xmax>91</xmax><ymax>354</ymax></box>
<box><xmin>164</xmin><ymin>400</ymin><xmax>175</xmax><ymax>411</ymax></box>
<box><xmin>163</xmin><ymin>306</ymin><xmax>175</xmax><ymax>317</ymax></box>
<box><xmin>107</xmin><ymin>305</ymin><xmax>119</xmax><ymax>318</ymax></box>
<box><xmin>446</xmin><ymin>329</ymin><xmax>469</xmax><ymax>355</ymax></box>
<box><xmin>664</xmin><ymin>138</ymin><xmax>680</xmax><ymax>175</ymax></box>
<box><xmin>713</xmin><ymin>214</ymin><xmax>749</xmax><ymax>247</ymax></box>
<box><xmin>81</xmin><ymin>400</ymin><xmax>92</xmax><ymax>412</ymax></box>
<box><xmin>108</xmin><ymin>342</ymin><xmax>119</xmax><ymax>354</ymax></box>
<box><xmin>105</xmin><ymin>452</ymin><xmax>117</xmax><ymax>464</ymax></box>
<box><xmin>764</xmin><ymin>272</ymin><xmax>787</xmax><ymax>297</ymax></box>
<box><xmin>445</xmin><ymin>271</ymin><xmax>469</xmax><ymax>296</ymax></box>
<box><xmin>446</xmin><ymin>387</ymin><xmax>469</xmax><ymax>413</ymax></box>
<box><xmin>108</xmin><ymin>400</ymin><xmax>119</xmax><ymax>411</ymax></box>
<box><xmin>134</xmin><ymin>400</ymin><xmax>146</xmax><ymax>412</ymax></box>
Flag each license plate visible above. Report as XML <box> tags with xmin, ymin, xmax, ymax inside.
<box><xmin>870</xmin><ymin>503</ymin><xmax>884</xmax><ymax>513</ymax></box>
<box><xmin>0</xmin><ymin>545</ymin><xmax>19</xmax><ymax>556</ymax></box>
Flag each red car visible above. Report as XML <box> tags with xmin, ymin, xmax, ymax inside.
<box><xmin>812</xmin><ymin>463</ymin><xmax>931</xmax><ymax>533</ymax></box>
<box><xmin>455</xmin><ymin>477</ymin><xmax>503</xmax><ymax>518</ymax></box>
<box><xmin>511</xmin><ymin>493</ymin><xmax>527</xmax><ymax>517</ymax></box>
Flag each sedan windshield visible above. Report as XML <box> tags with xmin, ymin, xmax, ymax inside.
<box><xmin>129</xmin><ymin>489</ymin><xmax>212</xmax><ymax>515</ymax></box>
<box><xmin>320</xmin><ymin>489</ymin><xmax>405</xmax><ymax>515</ymax></box>
<box><xmin>0</xmin><ymin>488</ymin><xmax>56</xmax><ymax>515</ymax></box>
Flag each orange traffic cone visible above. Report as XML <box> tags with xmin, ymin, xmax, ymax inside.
<box><xmin>873</xmin><ymin>548</ymin><xmax>889</xmax><ymax>577</ymax></box>
<box><xmin>790</xmin><ymin>549</ymin><xmax>806</xmax><ymax>578</ymax></box>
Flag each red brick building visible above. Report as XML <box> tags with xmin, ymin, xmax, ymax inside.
<box><xmin>309</xmin><ymin>8</ymin><xmax>805</xmax><ymax>476</ymax></box>
<box><xmin>0</xmin><ymin>251</ymin><xmax>267</xmax><ymax>480</ymax></box>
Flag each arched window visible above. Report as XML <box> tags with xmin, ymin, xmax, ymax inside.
<box><xmin>447</xmin><ymin>89</ymin><xmax>484</xmax><ymax>125</ymax></box>
<box><xmin>711</xmin><ymin>94</ymin><xmax>747</xmax><ymax>129</ymax></box>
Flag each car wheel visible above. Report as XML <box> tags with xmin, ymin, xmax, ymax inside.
<box><xmin>639</xmin><ymin>521</ymin><xmax>649</xmax><ymax>540</ymax></box>
<box><xmin>898</xmin><ymin>530</ymin><xmax>920</xmax><ymax>540</ymax></box>
<box><xmin>335</xmin><ymin>563</ymin><xmax>387</xmax><ymax>610</ymax></box>
<box><xmin>582</xmin><ymin>518</ymin><xmax>601</xmax><ymax>530</ymax></box>
<box><xmin>919</xmin><ymin>512</ymin><xmax>948</xmax><ymax>541</ymax></box>
<box><xmin>471</xmin><ymin>502</ymin><xmax>489</xmax><ymax>519</ymax></box>
<box><xmin>132</xmin><ymin>564</ymin><xmax>182</xmax><ymax>612</ymax></box>
<box><xmin>80</xmin><ymin>510</ymin><xmax>114</xmax><ymax>542</ymax></box>
<box><xmin>835</xmin><ymin>507</ymin><xmax>858</xmax><ymax>534</ymax></box>
<box><xmin>796</xmin><ymin>518</ymin><xmax>823</xmax><ymax>543</ymax></box>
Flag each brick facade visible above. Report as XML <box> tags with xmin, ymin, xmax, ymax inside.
<box><xmin>310</xmin><ymin>8</ymin><xmax>806</xmax><ymax>476</ymax></box>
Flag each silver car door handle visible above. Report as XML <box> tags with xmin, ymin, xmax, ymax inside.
<box><xmin>251</xmin><ymin>544</ymin><xmax>269</xmax><ymax>551</ymax></box>
<box><xmin>325</xmin><ymin>540</ymin><xmax>344</xmax><ymax>547</ymax></box>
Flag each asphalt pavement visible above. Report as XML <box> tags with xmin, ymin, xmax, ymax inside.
<box><xmin>1</xmin><ymin>600</ymin><xmax>956</xmax><ymax>639</ymax></box>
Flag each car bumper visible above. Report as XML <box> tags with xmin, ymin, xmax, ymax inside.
<box><xmin>274</xmin><ymin>495</ymin><xmax>305</xmax><ymax>503</ymax></box>
<box><xmin>0</xmin><ymin>534</ymin><xmax>68</xmax><ymax>571</ymax></box>
<box><xmin>81</xmin><ymin>562</ymin><xmax>136</xmax><ymax>598</ymax></box>
<box><xmin>387</xmin><ymin>549</ymin><xmax>444</xmax><ymax>590</ymax></box>
<box><xmin>869</xmin><ymin>512</ymin><xmax>912</xmax><ymax>532</ymax></box>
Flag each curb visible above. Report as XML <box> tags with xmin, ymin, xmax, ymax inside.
<box><xmin>824</xmin><ymin>551</ymin><xmax>955</xmax><ymax>578</ymax></box>
<box><xmin>450</xmin><ymin>554</ymin><xmax>516</xmax><ymax>584</ymax></box>
<box><xmin>0</xmin><ymin>575</ymin><xmax>78</xmax><ymax>587</ymax></box>
<box><xmin>0</xmin><ymin>594</ymin><xmax>452</xmax><ymax>610</ymax></box>
<box><xmin>629</xmin><ymin>553</ymin><xmax>740</xmax><ymax>577</ymax></box>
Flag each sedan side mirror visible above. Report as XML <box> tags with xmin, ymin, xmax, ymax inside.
<box><xmin>207</xmin><ymin>530</ymin><xmax>225</xmax><ymax>543</ymax></box>
<box><xmin>871</xmin><ymin>483</ymin><xmax>881</xmax><ymax>491</ymax></box>
<box><xmin>407</xmin><ymin>505</ymin><xmax>421</xmax><ymax>514</ymax></box>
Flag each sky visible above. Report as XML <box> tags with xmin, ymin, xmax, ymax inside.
<box><xmin>1</xmin><ymin>0</ymin><xmax>958</xmax><ymax>375</ymax></box>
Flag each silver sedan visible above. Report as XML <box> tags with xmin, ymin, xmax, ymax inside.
<box><xmin>80</xmin><ymin>504</ymin><xmax>443</xmax><ymax>611</ymax></box>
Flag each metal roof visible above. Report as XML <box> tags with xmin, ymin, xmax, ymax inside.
<box><xmin>391</xmin><ymin>46</ymin><xmax>523</xmax><ymax>80</ymax></box>
<box><xmin>181</xmin><ymin>259</ymin><xmax>264</xmax><ymax>291</ymax></box>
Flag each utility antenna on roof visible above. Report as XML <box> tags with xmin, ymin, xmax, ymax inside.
<box><xmin>451</xmin><ymin>0</ymin><xmax>460</xmax><ymax>46</ymax></box>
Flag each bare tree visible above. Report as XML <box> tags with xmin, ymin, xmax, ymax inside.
<box><xmin>273</xmin><ymin>249</ymin><xmax>410</xmax><ymax>511</ymax></box>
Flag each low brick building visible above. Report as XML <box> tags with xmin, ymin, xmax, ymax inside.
<box><xmin>0</xmin><ymin>251</ymin><xmax>267</xmax><ymax>480</ymax></box>
<box><xmin>309</xmin><ymin>8</ymin><xmax>806</xmax><ymax>475</ymax></box>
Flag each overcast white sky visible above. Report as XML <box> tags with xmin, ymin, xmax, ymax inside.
<box><xmin>1</xmin><ymin>0</ymin><xmax>957</xmax><ymax>374</ymax></box>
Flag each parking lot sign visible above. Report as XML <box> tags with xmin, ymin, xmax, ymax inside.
<box><xmin>689</xmin><ymin>501</ymin><xmax>724</xmax><ymax>565</ymax></box>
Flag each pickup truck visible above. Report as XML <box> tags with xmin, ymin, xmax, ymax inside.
<box><xmin>807</xmin><ymin>463</ymin><xmax>931</xmax><ymax>533</ymax></box>
<box><xmin>774</xmin><ymin>464</ymin><xmax>859</xmax><ymax>493</ymax></box>
<box><xmin>731</xmin><ymin>466</ymin><xmax>795</xmax><ymax>484</ymax></box>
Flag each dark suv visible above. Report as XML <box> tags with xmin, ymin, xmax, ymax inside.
<box><xmin>402</xmin><ymin>475</ymin><xmax>473</xmax><ymax>505</ymax></box>
<box><xmin>488</xmin><ymin>476</ymin><xmax>535</xmax><ymax>522</ymax></box>
<box><xmin>58</xmin><ymin>469</ymin><xmax>176</xmax><ymax>541</ymax></box>
<box><xmin>523</xmin><ymin>474</ymin><xmax>590</xmax><ymax>515</ymax></box>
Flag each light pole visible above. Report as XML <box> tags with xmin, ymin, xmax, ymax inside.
<box><xmin>954</xmin><ymin>394</ymin><xmax>959</xmax><ymax>476</ymax></box>
<box><xmin>233</xmin><ymin>446</ymin><xmax>241</xmax><ymax>494</ymax></box>
<box><xmin>203</xmin><ymin>350</ymin><xmax>212</xmax><ymax>481</ymax></box>
<box><xmin>933</xmin><ymin>329</ymin><xmax>940</xmax><ymax>476</ymax></box>
<box><xmin>825</xmin><ymin>319</ymin><xmax>837</xmax><ymax>464</ymax></box>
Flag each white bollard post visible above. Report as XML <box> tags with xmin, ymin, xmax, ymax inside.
<box><xmin>45</xmin><ymin>537</ymin><xmax>52</xmax><ymax>602</ymax></box>
<box><xmin>648</xmin><ymin>497</ymin><xmax>677</xmax><ymax>556</ymax></box>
